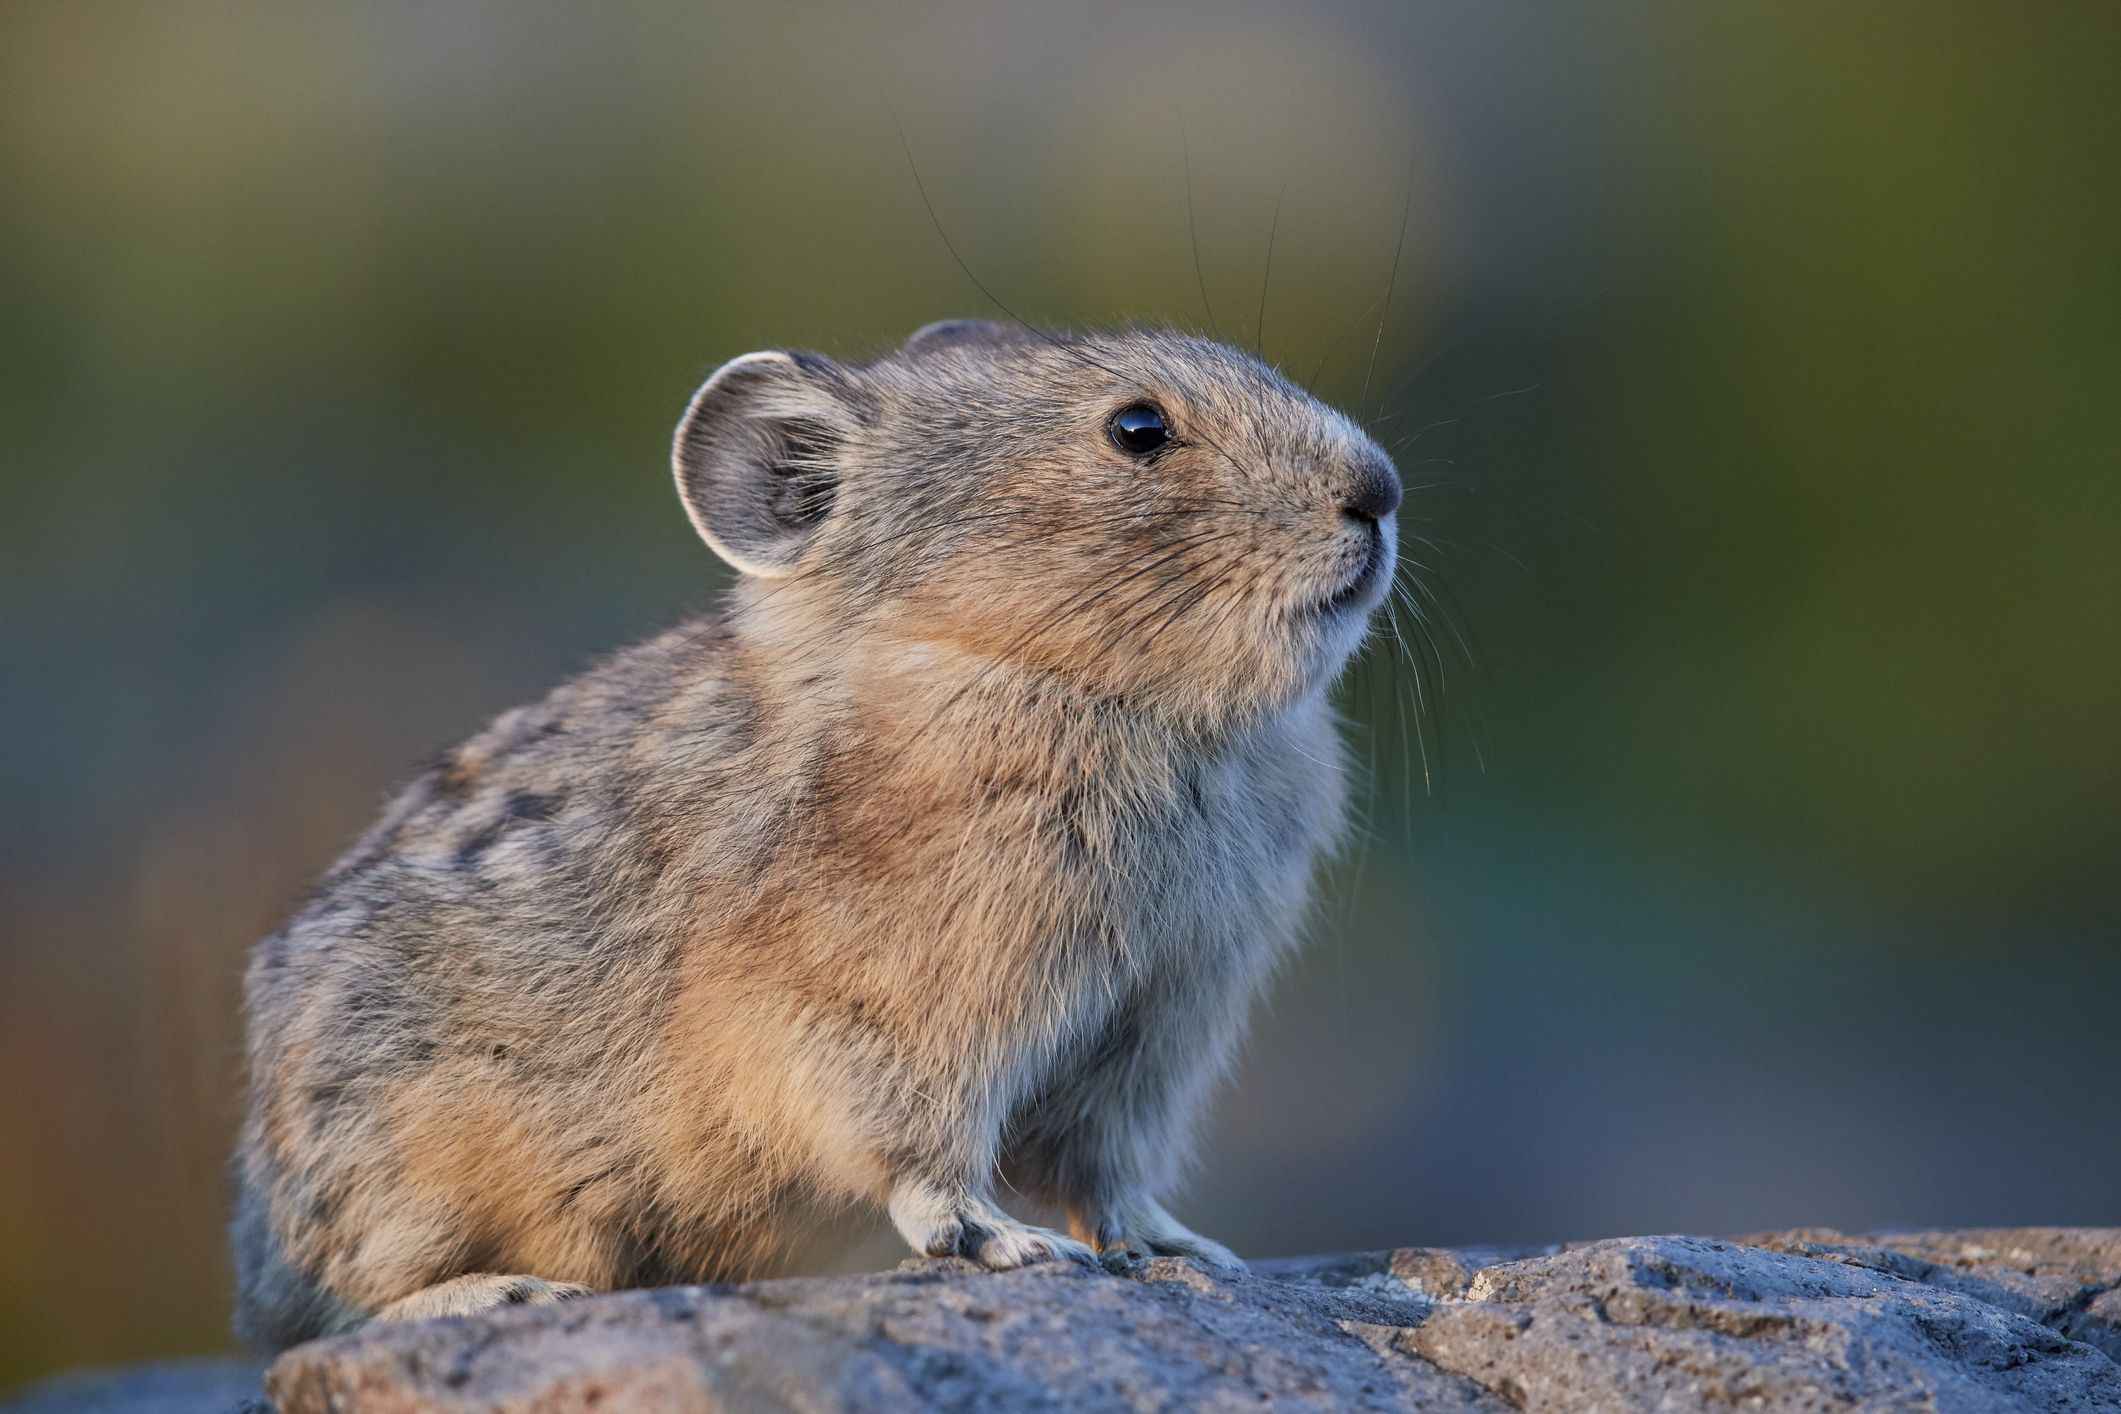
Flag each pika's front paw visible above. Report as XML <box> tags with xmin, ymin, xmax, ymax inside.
<box><xmin>961</xmin><ymin>1219</ymin><xmax>1099</xmax><ymax>1272</ymax></box>
<box><xmin>1139</xmin><ymin>1229</ymin><xmax>1245</xmax><ymax>1272</ymax></box>
<box><xmin>1086</xmin><ymin>1198</ymin><xmax>1246</xmax><ymax>1274</ymax></box>
<box><xmin>889</xmin><ymin>1182</ymin><xmax>1098</xmax><ymax>1272</ymax></box>
<box><xmin>374</xmin><ymin>1273</ymin><xmax>595</xmax><ymax>1324</ymax></box>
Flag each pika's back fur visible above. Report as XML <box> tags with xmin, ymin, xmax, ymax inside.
<box><xmin>233</xmin><ymin>322</ymin><xmax>1402</xmax><ymax>1347</ymax></box>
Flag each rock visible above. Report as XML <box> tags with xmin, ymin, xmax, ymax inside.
<box><xmin>12</xmin><ymin>1230</ymin><xmax>2116</xmax><ymax>1412</ymax></box>
<box><xmin>257</xmin><ymin>1228</ymin><xmax>2121</xmax><ymax>1412</ymax></box>
<box><xmin>1744</xmin><ymin>1227</ymin><xmax>2121</xmax><ymax>1364</ymax></box>
<box><xmin>1403</xmin><ymin>1234</ymin><xmax>2120</xmax><ymax>1411</ymax></box>
<box><xmin>266</xmin><ymin>1254</ymin><xmax>1481</xmax><ymax>1413</ymax></box>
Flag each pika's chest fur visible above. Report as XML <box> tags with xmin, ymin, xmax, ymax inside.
<box><xmin>708</xmin><ymin>644</ymin><xmax>1341</xmax><ymax>986</ymax></box>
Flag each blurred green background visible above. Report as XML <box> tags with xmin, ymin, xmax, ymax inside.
<box><xmin>3</xmin><ymin>0</ymin><xmax>2117</xmax><ymax>1389</ymax></box>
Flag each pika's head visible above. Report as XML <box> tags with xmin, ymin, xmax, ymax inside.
<box><xmin>674</xmin><ymin>321</ymin><xmax>1400</xmax><ymax>726</ymax></box>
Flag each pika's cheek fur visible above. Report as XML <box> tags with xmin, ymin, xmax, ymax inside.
<box><xmin>231</xmin><ymin>322</ymin><xmax>1399</xmax><ymax>1347</ymax></box>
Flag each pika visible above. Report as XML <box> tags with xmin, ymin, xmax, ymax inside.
<box><xmin>232</xmin><ymin>320</ymin><xmax>1402</xmax><ymax>1347</ymax></box>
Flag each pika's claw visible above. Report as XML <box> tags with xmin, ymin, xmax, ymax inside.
<box><xmin>1097</xmin><ymin>1244</ymin><xmax>1149</xmax><ymax>1275</ymax></box>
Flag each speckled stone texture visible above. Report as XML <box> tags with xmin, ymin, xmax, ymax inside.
<box><xmin>259</xmin><ymin>1228</ymin><xmax>2119</xmax><ymax>1413</ymax></box>
<box><xmin>8</xmin><ymin>1230</ymin><xmax>2117</xmax><ymax>1412</ymax></box>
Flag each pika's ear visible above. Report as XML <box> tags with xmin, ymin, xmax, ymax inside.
<box><xmin>672</xmin><ymin>351</ymin><xmax>859</xmax><ymax>578</ymax></box>
<box><xmin>902</xmin><ymin>319</ymin><xmax>1031</xmax><ymax>356</ymax></box>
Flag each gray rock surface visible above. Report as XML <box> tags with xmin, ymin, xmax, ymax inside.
<box><xmin>11</xmin><ymin>1230</ymin><xmax>2117</xmax><ymax>1412</ymax></box>
<box><xmin>264</xmin><ymin>1228</ymin><xmax>2119</xmax><ymax>1412</ymax></box>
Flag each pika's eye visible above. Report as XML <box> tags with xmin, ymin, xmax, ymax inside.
<box><xmin>1109</xmin><ymin>403</ymin><xmax>1170</xmax><ymax>456</ymax></box>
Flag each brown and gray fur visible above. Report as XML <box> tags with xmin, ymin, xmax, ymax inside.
<box><xmin>232</xmin><ymin>321</ymin><xmax>1403</xmax><ymax>1348</ymax></box>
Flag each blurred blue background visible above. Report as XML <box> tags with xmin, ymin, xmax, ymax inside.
<box><xmin>3</xmin><ymin>0</ymin><xmax>2116</xmax><ymax>1388</ymax></box>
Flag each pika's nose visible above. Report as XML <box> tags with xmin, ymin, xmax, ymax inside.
<box><xmin>1340</xmin><ymin>456</ymin><xmax>1403</xmax><ymax>523</ymax></box>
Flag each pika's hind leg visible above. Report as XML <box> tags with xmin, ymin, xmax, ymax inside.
<box><xmin>888</xmin><ymin>1180</ymin><xmax>1098</xmax><ymax>1271</ymax></box>
<box><xmin>373</xmin><ymin>1273</ymin><xmax>594</xmax><ymax>1324</ymax></box>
